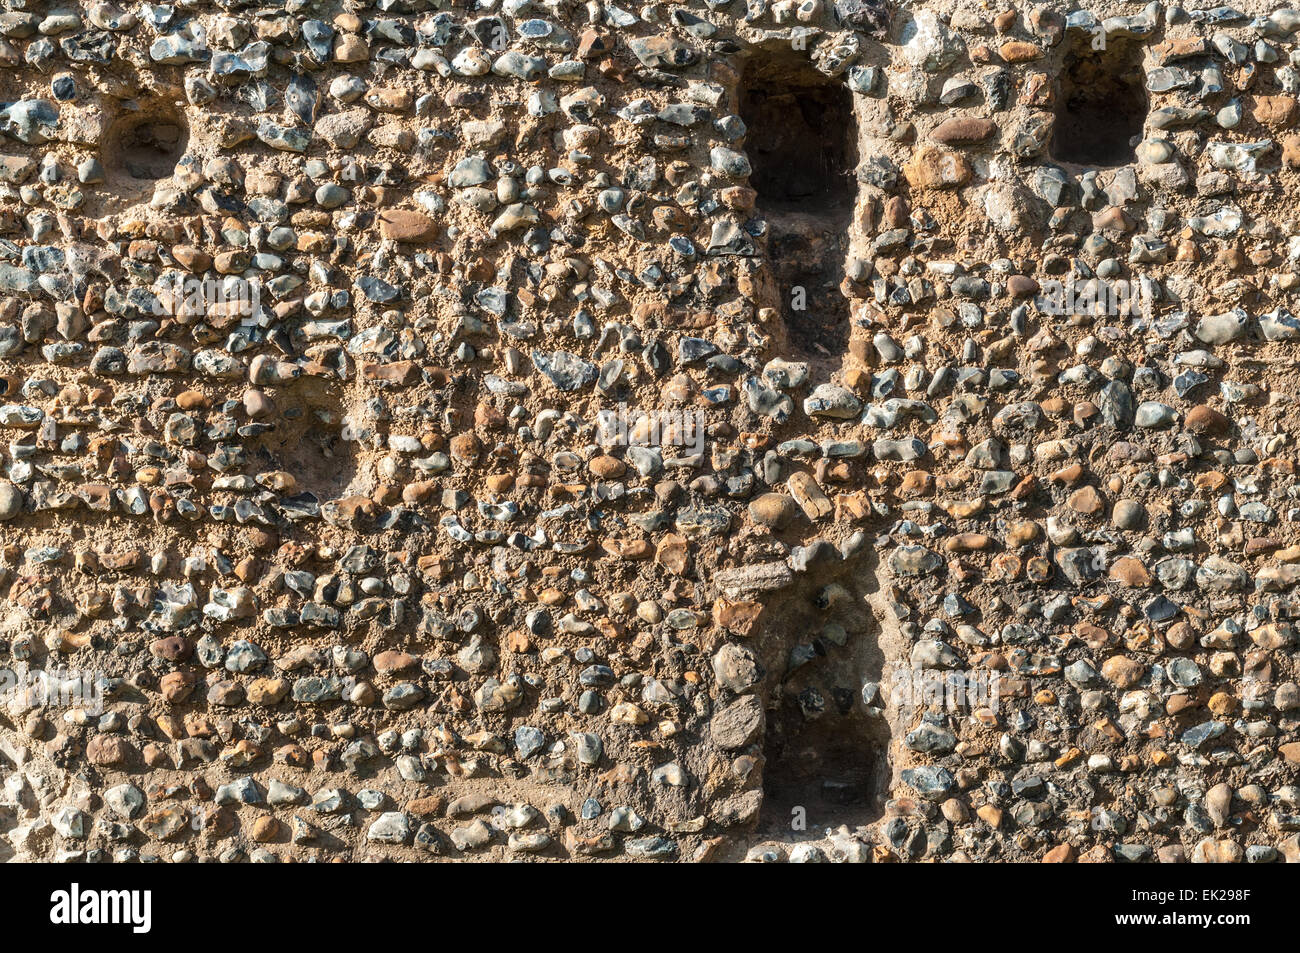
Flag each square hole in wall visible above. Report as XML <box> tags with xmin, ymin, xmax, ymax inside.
<box><xmin>739</xmin><ymin>52</ymin><xmax>857</xmax><ymax>211</ymax></box>
<box><xmin>739</xmin><ymin>52</ymin><xmax>857</xmax><ymax>359</ymax></box>
<box><xmin>1050</xmin><ymin>37</ymin><xmax>1148</xmax><ymax>167</ymax></box>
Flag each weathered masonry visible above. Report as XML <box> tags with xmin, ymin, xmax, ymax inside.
<box><xmin>0</xmin><ymin>0</ymin><xmax>1299</xmax><ymax>864</ymax></box>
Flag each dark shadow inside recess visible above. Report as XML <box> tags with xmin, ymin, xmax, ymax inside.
<box><xmin>739</xmin><ymin>52</ymin><xmax>857</xmax><ymax>359</ymax></box>
<box><xmin>759</xmin><ymin>708</ymin><xmax>891</xmax><ymax>826</ymax></box>
<box><xmin>739</xmin><ymin>52</ymin><xmax>857</xmax><ymax>211</ymax></box>
<box><xmin>1050</xmin><ymin>37</ymin><xmax>1147</xmax><ymax>167</ymax></box>
<box><xmin>119</xmin><ymin>120</ymin><xmax>186</xmax><ymax>179</ymax></box>
<box><xmin>104</xmin><ymin>111</ymin><xmax>189</xmax><ymax>182</ymax></box>
<box><xmin>748</xmin><ymin>550</ymin><xmax>896</xmax><ymax>844</ymax></box>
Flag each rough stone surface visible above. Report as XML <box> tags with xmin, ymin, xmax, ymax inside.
<box><xmin>0</xmin><ymin>0</ymin><xmax>1296</xmax><ymax>867</ymax></box>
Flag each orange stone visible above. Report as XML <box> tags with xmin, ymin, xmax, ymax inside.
<box><xmin>1108</xmin><ymin>557</ymin><xmax>1152</xmax><ymax>588</ymax></box>
<box><xmin>1067</xmin><ymin>485</ymin><xmax>1104</xmax><ymax>515</ymax></box>
<box><xmin>930</xmin><ymin>117</ymin><xmax>998</xmax><ymax>145</ymax></box>
<box><xmin>712</xmin><ymin>598</ymin><xmax>762</xmax><ymax>635</ymax></box>
<box><xmin>655</xmin><ymin>533</ymin><xmax>689</xmax><ymax>575</ymax></box>
<box><xmin>1185</xmin><ymin>404</ymin><xmax>1230</xmax><ymax>435</ymax></box>
<box><xmin>999</xmin><ymin>40</ymin><xmax>1042</xmax><ymax>62</ymax></box>
<box><xmin>1253</xmin><ymin>94</ymin><xmax>1298</xmax><ymax>128</ymax></box>
<box><xmin>1101</xmin><ymin>655</ymin><xmax>1146</xmax><ymax>688</ymax></box>
<box><xmin>378</xmin><ymin>209</ymin><xmax>439</xmax><ymax>243</ymax></box>
<box><xmin>1043</xmin><ymin>844</ymin><xmax>1076</xmax><ymax>862</ymax></box>
<box><xmin>903</xmin><ymin>145</ymin><xmax>972</xmax><ymax>190</ymax></box>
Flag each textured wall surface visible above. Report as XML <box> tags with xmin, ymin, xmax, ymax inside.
<box><xmin>1</xmin><ymin>0</ymin><xmax>1299</xmax><ymax>863</ymax></box>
